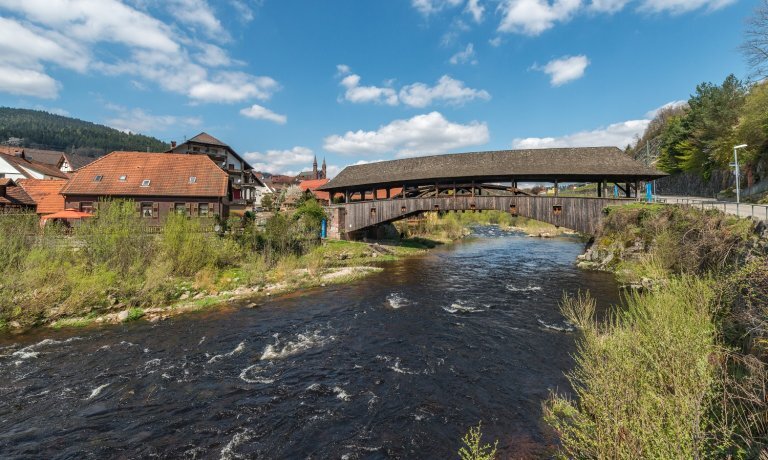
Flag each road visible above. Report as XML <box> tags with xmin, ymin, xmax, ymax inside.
<box><xmin>656</xmin><ymin>195</ymin><xmax>768</xmax><ymax>221</ymax></box>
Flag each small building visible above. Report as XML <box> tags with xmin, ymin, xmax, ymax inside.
<box><xmin>60</xmin><ymin>152</ymin><xmax>228</xmax><ymax>220</ymax></box>
<box><xmin>0</xmin><ymin>178</ymin><xmax>36</xmax><ymax>213</ymax></box>
<box><xmin>299</xmin><ymin>178</ymin><xmax>330</xmax><ymax>204</ymax></box>
<box><xmin>0</xmin><ymin>151</ymin><xmax>69</xmax><ymax>180</ymax></box>
<box><xmin>16</xmin><ymin>179</ymin><xmax>67</xmax><ymax>216</ymax></box>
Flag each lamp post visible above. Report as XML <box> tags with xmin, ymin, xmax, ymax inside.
<box><xmin>733</xmin><ymin>144</ymin><xmax>748</xmax><ymax>204</ymax></box>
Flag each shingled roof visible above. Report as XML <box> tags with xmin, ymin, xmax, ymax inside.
<box><xmin>318</xmin><ymin>147</ymin><xmax>667</xmax><ymax>191</ymax></box>
<box><xmin>188</xmin><ymin>132</ymin><xmax>228</xmax><ymax>147</ymax></box>
<box><xmin>0</xmin><ymin>152</ymin><xmax>69</xmax><ymax>179</ymax></box>
<box><xmin>61</xmin><ymin>152</ymin><xmax>228</xmax><ymax>198</ymax></box>
<box><xmin>17</xmin><ymin>179</ymin><xmax>67</xmax><ymax>215</ymax></box>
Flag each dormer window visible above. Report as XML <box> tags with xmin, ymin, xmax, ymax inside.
<box><xmin>119</xmin><ymin>175</ymin><xmax>127</xmax><ymax>181</ymax></box>
<box><xmin>94</xmin><ymin>175</ymin><xmax>103</xmax><ymax>182</ymax></box>
<box><xmin>141</xmin><ymin>179</ymin><xmax>151</xmax><ymax>187</ymax></box>
<box><xmin>189</xmin><ymin>176</ymin><xmax>197</xmax><ymax>184</ymax></box>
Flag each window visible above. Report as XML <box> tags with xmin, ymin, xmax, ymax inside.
<box><xmin>141</xmin><ymin>179</ymin><xmax>151</xmax><ymax>187</ymax></box>
<box><xmin>118</xmin><ymin>175</ymin><xmax>127</xmax><ymax>181</ymax></box>
<box><xmin>228</xmin><ymin>164</ymin><xmax>234</xmax><ymax>170</ymax></box>
<box><xmin>0</xmin><ymin>173</ymin><xmax>5</xmax><ymax>179</ymax></box>
<box><xmin>192</xmin><ymin>146</ymin><xmax>200</xmax><ymax>152</ymax></box>
<box><xmin>198</xmin><ymin>203</ymin><xmax>209</xmax><ymax>217</ymax></box>
<box><xmin>93</xmin><ymin>175</ymin><xmax>103</xmax><ymax>182</ymax></box>
<box><xmin>189</xmin><ymin>176</ymin><xmax>197</xmax><ymax>184</ymax></box>
<box><xmin>174</xmin><ymin>203</ymin><xmax>187</xmax><ymax>215</ymax></box>
<box><xmin>141</xmin><ymin>202</ymin><xmax>153</xmax><ymax>218</ymax></box>
<box><xmin>80</xmin><ymin>202</ymin><xmax>93</xmax><ymax>213</ymax></box>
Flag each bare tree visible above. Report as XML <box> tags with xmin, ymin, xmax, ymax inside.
<box><xmin>743</xmin><ymin>1</ymin><xmax>768</xmax><ymax>78</ymax></box>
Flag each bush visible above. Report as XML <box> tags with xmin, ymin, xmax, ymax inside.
<box><xmin>544</xmin><ymin>278</ymin><xmax>719</xmax><ymax>459</ymax></box>
<box><xmin>458</xmin><ymin>422</ymin><xmax>498</xmax><ymax>460</ymax></box>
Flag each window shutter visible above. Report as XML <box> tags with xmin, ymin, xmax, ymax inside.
<box><xmin>152</xmin><ymin>202</ymin><xmax>159</xmax><ymax>218</ymax></box>
<box><xmin>135</xmin><ymin>201</ymin><xmax>141</xmax><ymax>213</ymax></box>
<box><xmin>187</xmin><ymin>202</ymin><xmax>193</xmax><ymax>216</ymax></box>
<box><xmin>210</xmin><ymin>202</ymin><xmax>215</xmax><ymax>217</ymax></box>
<box><xmin>191</xmin><ymin>202</ymin><xmax>198</xmax><ymax>217</ymax></box>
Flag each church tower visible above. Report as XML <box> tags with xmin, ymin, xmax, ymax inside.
<box><xmin>321</xmin><ymin>157</ymin><xmax>327</xmax><ymax>179</ymax></box>
<box><xmin>312</xmin><ymin>155</ymin><xmax>318</xmax><ymax>179</ymax></box>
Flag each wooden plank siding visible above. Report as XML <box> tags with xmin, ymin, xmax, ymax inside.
<box><xmin>327</xmin><ymin>196</ymin><xmax>638</xmax><ymax>238</ymax></box>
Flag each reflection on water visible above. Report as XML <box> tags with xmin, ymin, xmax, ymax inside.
<box><xmin>0</xmin><ymin>226</ymin><xmax>621</xmax><ymax>458</ymax></box>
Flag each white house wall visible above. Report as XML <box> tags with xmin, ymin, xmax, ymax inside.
<box><xmin>0</xmin><ymin>157</ymin><xmax>30</xmax><ymax>179</ymax></box>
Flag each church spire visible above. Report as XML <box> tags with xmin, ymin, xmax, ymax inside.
<box><xmin>321</xmin><ymin>157</ymin><xmax>327</xmax><ymax>179</ymax></box>
<box><xmin>312</xmin><ymin>155</ymin><xmax>318</xmax><ymax>178</ymax></box>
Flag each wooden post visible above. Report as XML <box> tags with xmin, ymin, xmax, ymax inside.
<box><xmin>554</xmin><ymin>180</ymin><xmax>559</xmax><ymax>197</ymax></box>
<box><xmin>345</xmin><ymin>190</ymin><xmax>349</xmax><ymax>203</ymax></box>
<box><xmin>385</xmin><ymin>187</ymin><xmax>390</xmax><ymax>199</ymax></box>
<box><xmin>625</xmin><ymin>182</ymin><xmax>631</xmax><ymax>198</ymax></box>
<box><xmin>597</xmin><ymin>181</ymin><xmax>602</xmax><ymax>197</ymax></box>
<box><xmin>471</xmin><ymin>180</ymin><xmax>475</xmax><ymax>198</ymax></box>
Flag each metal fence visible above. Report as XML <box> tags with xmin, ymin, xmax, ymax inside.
<box><xmin>654</xmin><ymin>197</ymin><xmax>768</xmax><ymax>222</ymax></box>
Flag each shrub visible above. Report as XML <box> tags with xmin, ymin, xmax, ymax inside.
<box><xmin>544</xmin><ymin>277</ymin><xmax>718</xmax><ymax>459</ymax></box>
<box><xmin>458</xmin><ymin>422</ymin><xmax>498</xmax><ymax>460</ymax></box>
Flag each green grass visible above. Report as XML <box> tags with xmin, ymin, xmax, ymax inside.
<box><xmin>125</xmin><ymin>307</ymin><xmax>144</xmax><ymax>322</ymax></box>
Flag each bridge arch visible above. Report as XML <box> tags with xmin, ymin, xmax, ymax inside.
<box><xmin>327</xmin><ymin>195</ymin><xmax>636</xmax><ymax>239</ymax></box>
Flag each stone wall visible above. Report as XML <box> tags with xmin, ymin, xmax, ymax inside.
<box><xmin>654</xmin><ymin>170</ymin><xmax>732</xmax><ymax>198</ymax></box>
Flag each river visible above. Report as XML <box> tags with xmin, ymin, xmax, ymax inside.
<box><xmin>0</xmin><ymin>226</ymin><xmax>622</xmax><ymax>459</ymax></box>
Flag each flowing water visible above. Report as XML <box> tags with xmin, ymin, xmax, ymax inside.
<box><xmin>0</xmin><ymin>227</ymin><xmax>622</xmax><ymax>459</ymax></box>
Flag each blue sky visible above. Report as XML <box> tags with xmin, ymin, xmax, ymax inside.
<box><xmin>0</xmin><ymin>0</ymin><xmax>756</xmax><ymax>176</ymax></box>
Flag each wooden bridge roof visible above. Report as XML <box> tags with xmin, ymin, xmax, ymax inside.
<box><xmin>318</xmin><ymin>147</ymin><xmax>666</xmax><ymax>191</ymax></box>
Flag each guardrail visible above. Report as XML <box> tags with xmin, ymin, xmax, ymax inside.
<box><xmin>654</xmin><ymin>197</ymin><xmax>768</xmax><ymax>221</ymax></box>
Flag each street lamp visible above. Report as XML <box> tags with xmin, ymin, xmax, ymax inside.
<box><xmin>733</xmin><ymin>144</ymin><xmax>748</xmax><ymax>203</ymax></box>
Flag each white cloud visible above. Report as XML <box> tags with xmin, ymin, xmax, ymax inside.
<box><xmin>534</xmin><ymin>55</ymin><xmax>589</xmax><ymax>86</ymax></box>
<box><xmin>339</xmin><ymin>72</ymin><xmax>399</xmax><ymax>106</ymax></box>
<box><xmin>167</xmin><ymin>0</ymin><xmax>226</xmax><ymax>40</ymax></box>
<box><xmin>0</xmin><ymin>0</ymin><xmax>279</xmax><ymax>103</ymax></box>
<box><xmin>412</xmin><ymin>0</ymin><xmax>463</xmax><ymax>16</ymax></box>
<box><xmin>0</xmin><ymin>68</ymin><xmax>60</xmax><ymax>98</ymax></box>
<box><xmin>489</xmin><ymin>36</ymin><xmax>503</xmax><ymax>47</ymax></box>
<box><xmin>106</xmin><ymin>106</ymin><xmax>202</xmax><ymax>135</ymax></box>
<box><xmin>399</xmin><ymin>75</ymin><xmax>490</xmax><ymax>107</ymax></box>
<box><xmin>497</xmin><ymin>0</ymin><xmax>581</xmax><ymax>36</ymax></box>
<box><xmin>188</xmin><ymin>72</ymin><xmax>279</xmax><ymax>103</ymax></box>
<box><xmin>449</xmin><ymin>43</ymin><xmax>478</xmax><ymax>65</ymax></box>
<box><xmin>512</xmin><ymin>119</ymin><xmax>649</xmax><ymax>149</ymax></box>
<box><xmin>336</xmin><ymin>66</ymin><xmax>489</xmax><ymax>108</ymax></box>
<box><xmin>588</xmin><ymin>0</ymin><xmax>631</xmax><ymax>13</ymax></box>
<box><xmin>639</xmin><ymin>0</ymin><xmax>736</xmax><ymax>14</ymax></box>
<box><xmin>645</xmin><ymin>100</ymin><xmax>687</xmax><ymax>118</ymax></box>
<box><xmin>496</xmin><ymin>0</ymin><xmax>736</xmax><ymax>35</ymax></box>
<box><xmin>243</xmin><ymin>146</ymin><xmax>315</xmax><ymax>175</ymax></box>
<box><xmin>229</xmin><ymin>0</ymin><xmax>257</xmax><ymax>22</ymax></box>
<box><xmin>239</xmin><ymin>104</ymin><xmax>287</xmax><ymax>124</ymax></box>
<box><xmin>323</xmin><ymin>111</ymin><xmax>490</xmax><ymax>158</ymax></box>
<box><xmin>465</xmin><ymin>0</ymin><xmax>485</xmax><ymax>22</ymax></box>
<box><xmin>511</xmin><ymin>100</ymin><xmax>686</xmax><ymax>149</ymax></box>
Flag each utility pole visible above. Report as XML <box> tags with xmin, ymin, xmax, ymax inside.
<box><xmin>733</xmin><ymin>144</ymin><xmax>748</xmax><ymax>204</ymax></box>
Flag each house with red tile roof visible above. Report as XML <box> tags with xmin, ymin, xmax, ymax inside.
<box><xmin>16</xmin><ymin>179</ymin><xmax>67</xmax><ymax>216</ymax></box>
<box><xmin>61</xmin><ymin>152</ymin><xmax>229</xmax><ymax>220</ymax></box>
<box><xmin>299</xmin><ymin>178</ymin><xmax>331</xmax><ymax>204</ymax></box>
<box><xmin>0</xmin><ymin>178</ymin><xmax>36</xmax><ymax>213</ymax></box>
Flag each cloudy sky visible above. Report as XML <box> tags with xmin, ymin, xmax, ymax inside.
<box><xmin>0</xmin><ymin>0</ymin><xmax>753</xmax><ymax>176</ymax></box>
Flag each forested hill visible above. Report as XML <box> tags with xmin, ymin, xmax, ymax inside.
<box><xmin>0</xmin><ymin>107</ymin><xmax>169</xmax><ymax>157</ymax></box>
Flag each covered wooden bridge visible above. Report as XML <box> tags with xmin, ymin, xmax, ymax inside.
<box><xmin>317</xmin><ymin>147</ymin><xmax>666</xmax><ymax>239</ymax></box>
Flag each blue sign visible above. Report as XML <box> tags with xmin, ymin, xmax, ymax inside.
<box><xmin>321</xmin><ymin>218</ymin><xmax>327</xmax><ymax>239</ymax></box>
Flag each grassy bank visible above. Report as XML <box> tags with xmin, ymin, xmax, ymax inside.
<box><xmin>546</xmin><ymin>204</ymin><xmax>768</xmax><ymax>458</ymax></box>
<box><xmin>0</xmin><ymin>199</ymin><xmax>430</xmax><ymax>332</ymax></box>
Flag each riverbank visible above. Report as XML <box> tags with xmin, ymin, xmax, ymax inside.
<box><xmin>546</xmin><ymin>203</ymin><xmax>768</xmax><ymax>457</ymax></box>
<box><xmin>3</xmin><ymin>238</ymin><xmax>434</xmax><ymax>333</ymax></box>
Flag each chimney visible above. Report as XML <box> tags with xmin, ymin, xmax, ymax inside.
<box><xmin>171</xmin><ymin>141</ymin><xmax>177</xmax><ymax>148</ymax></box>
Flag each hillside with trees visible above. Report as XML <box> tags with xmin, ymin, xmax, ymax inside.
<box><xmin>629</xmin><ymin>1</ymin><xmax>768</xmax><ymax>198</ymax></box>
<box><xmin>0</xmin><ymin>107</ymin><xmax>169</xmax><ymax>158</ymax></box>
